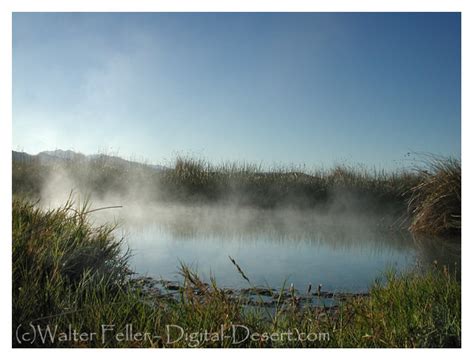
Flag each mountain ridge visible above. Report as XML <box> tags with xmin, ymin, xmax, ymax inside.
<box><xmin>12</xmin><ymin>150</ymin><xmax>168</xmax><ymax>171</ymax></box>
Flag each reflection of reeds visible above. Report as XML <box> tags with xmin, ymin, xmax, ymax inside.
<box><xmin>407</xmin><ymin>156</ymin><xmax>461</xmax><ymax>235</ymax></box>
<box><xmin>412</xmin><ymin>233</ymin><xmax>461</xmax><ymax>278</ymax></box>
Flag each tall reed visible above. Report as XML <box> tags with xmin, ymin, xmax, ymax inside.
<box><xmin>407</xmin><ymin>156</ymin><xmax>461</xmax><ymax>235</ymax></box>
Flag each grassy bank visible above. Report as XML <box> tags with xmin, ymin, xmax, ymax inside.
<box><xmin>12</xmin><ymin>198</ymin><xmax>461</xmax><ymax>348</ymax></box>
<box><xmin>12</xmin><ymin>152</ymin><xmax>461</xmax><ymax>234</ymax></box>
<box><xmin>13</xmin><ymin>153</ymin><xmax>419</xmax><ymax>211</ymax></box>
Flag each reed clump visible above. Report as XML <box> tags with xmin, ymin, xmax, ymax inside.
<box><xmin>408</xmin><ymin>156</ymin><xmax>461</xmax><ymax>235</ymax></box>
<box><xmin>12</xmin><ymin>197</ymin><xmax>128</xmax><ymax>333</ymax></box>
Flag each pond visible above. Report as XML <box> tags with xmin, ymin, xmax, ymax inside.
<box><xmin>101</xmin><ymin>204</ymin><xmax>460</xmax><ymax>293</ymax></box>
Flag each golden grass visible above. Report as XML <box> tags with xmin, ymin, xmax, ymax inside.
<box><xmin>408</xmin><ymin>156</ymin><xmax>461</xmax><ymax>235</ymax></box>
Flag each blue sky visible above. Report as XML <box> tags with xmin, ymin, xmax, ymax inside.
<box><xmin>13</xmin><ymin>13</ymin><xmax>460</xmax><ymax>169</ymax></box>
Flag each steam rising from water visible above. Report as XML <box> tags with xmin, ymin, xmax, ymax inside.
<box><xmin>35</xmin><ymin>163</ymin><xmax>459</xmax><ymax>291</ymax></box>
<box><xmin>38</xmin><ymin>161</ymin><xmax>403</xmax><ymax>240</ymax></box>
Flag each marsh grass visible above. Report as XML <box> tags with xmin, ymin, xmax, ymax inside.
<box><xmin>407</xmin><ymin>156</ymin><xmax>461</xmax><ymax>235</ymax></box>
<box><xmin>160</xmin><ymin>156</ymin><xmax>421</xmax><ymax>211</ymax></box>
<box><xmin>12</xmin><ymin>198</ymin><xmax>460</xmax><ymax>348</ymax></box>
<box><xmin>12</xmin><ymin>197</ymin><xmax>128</xmax><ymax>330</ymax></box>
<box><xmin>12</xmin><ymin>152</ymin><xmax>422</xmax><ymax>214</ymax></box>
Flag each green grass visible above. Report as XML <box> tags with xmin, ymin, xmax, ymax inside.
<box><xmin>12</xmin><ymin>198</ymin><xmax>461</xmax><ymax>348</ymax></box>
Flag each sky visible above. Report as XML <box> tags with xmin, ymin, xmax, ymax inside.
<box><xmin>12</xmin><ymin>12</ymin><xmax>461</xmax><ymax>169</ymax></box>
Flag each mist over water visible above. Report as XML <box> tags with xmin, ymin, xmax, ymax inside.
<box><xmin>114</xmin><ymin>204</ymin><xmax>417</xmax><ymax>292</ymax></box>
<box><xmin>36</xmin><ymin>164</ymin><xmax>460</xmax><ymax>292</ymax></box>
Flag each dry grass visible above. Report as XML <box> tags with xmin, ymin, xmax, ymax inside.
<box><xmin>408</xmin><ymin>156</ymin><xmax>461</xmax><ymax>235</ymax></box>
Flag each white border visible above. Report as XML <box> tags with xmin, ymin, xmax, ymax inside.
<box><xmin>1</xmin><ymin>0</ymin><xmax>472</xmax><ymax>359</ymax></box>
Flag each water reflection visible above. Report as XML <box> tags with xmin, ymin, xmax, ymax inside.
<box><xmin>412</xmin><ymin>234</ymin><xmax>461</xmax><ymax>279</ymax></box>
<box><xmin>98</xmin><ymin>204</ymin><xmax>460</xmax><ymax>292</ymax></box>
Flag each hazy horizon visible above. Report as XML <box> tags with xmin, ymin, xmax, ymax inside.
<box><xmin>13</xmin><ymin>13</ymin><xmax>461</xmax><ymax>169</ymax></box>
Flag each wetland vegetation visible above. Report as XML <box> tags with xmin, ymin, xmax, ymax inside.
<box><xmin>12</xmin><ymin>151</ymin><xmax>461</xmax><ymax>347</ymax></box>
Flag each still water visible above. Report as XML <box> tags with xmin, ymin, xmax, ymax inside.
<box><xmin>104</xmin><ymin>204</ymin><xmax>460</xmax><ymax>293</ymax></box>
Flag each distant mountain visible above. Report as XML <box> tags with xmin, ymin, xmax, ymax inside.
<box><xmin>38</xmin><ymin>149</ymin><xmax>87</xmax><ymax>162</ymax></box>
<box><xmin>88</xmin><ymin>153</ymin><xmax>149</xmax><ymax>169</ymax></box>
<box><xmin>12</xmin><ymin>150</ymin><xmax>168</xmax><ymax>171</ymax></box>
